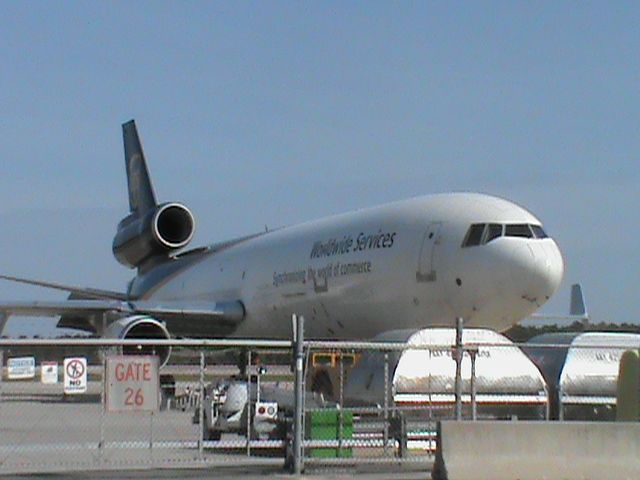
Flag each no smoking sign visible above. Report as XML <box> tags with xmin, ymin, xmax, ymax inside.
<box><xmin>106</xmin><ymin>355</ymin><xmax>159</xmax><ymax>412</ymax></box>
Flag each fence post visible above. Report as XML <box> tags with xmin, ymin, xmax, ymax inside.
<box><xmin>469</xmin><ymin>347</ymin><xmax>477</xmax><ymax>421</ymax></box>
<box><xmin>99</xmin><ymin>348</ymin><xmax>106</xmax><ymax>465</ymax></box>
<box><xmin>149</xmin><ymin>411</ymin><xmax>153</xmax><ymax>451</ymax></box>
<box><xmin>198</xmin><ymin>350</ymin><xmax>204</xmax><ymax>459</ymax></box>
<box><xmin>292</xmin><ymin>314</ymin><xmax>305</xmax><ymax>475</ymax></box>
<box><xmin>454</xmin><ymin>317</ymin><xmax>464</xmax><ymax>421</ymax></box>
<box><xmin>246</xmin><ymin>349</ymin><xmax>252</xmax><ymax>457</ymax></box>
<box><xmin>544</xmin><ymin>384</ymin><xmax>551</xmax><ymax>420</ymax></box>
<box><xmin>383</xmin><ymin>352</ymin><xmax>389</xmax><ymax>454</ymax></box>
<box><xmin>0</xmin><ymin>349</ymin><xmax>3</xmax><ymax>412</ymax></box>
<box><xmin>338</xmin><ymin>353</ymin><xmax>344</xmax><ymax>453</ymax></box>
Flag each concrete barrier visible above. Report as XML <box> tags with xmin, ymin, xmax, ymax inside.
<box><xmin>433</xmin><ymin>420</ymin><xmax>640</xmax><ymax>480</ymax></box>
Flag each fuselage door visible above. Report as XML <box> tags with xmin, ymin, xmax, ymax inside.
<box><xmin>416</xmin><ymin>222</ymin><xmax>442</xmax><ymax>282</ymax></box>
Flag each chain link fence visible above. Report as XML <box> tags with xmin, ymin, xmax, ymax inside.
<box><xmin>0</xmin><ymin>330</ymin><xmax>636</xmax><ymax>474</ymax></box>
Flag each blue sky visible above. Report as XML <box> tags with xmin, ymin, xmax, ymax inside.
<box><xmin>0</xmin><ymin>2</ymin><xmax>637</xmax><ymax>336</ymax></box>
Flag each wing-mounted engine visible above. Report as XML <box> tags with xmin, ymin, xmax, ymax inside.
<box><xmin>113</xmin><ymin>202</ymin><xmax>195</xmax><ymax>268</ymax></box>
<box><xmin>104</xmin><ymin>315</ymin><xmax>172</xmax><ymax>367</ymax></box>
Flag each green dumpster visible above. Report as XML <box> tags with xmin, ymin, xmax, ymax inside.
<box><xmin>307</xmin><ymin>409</ymin><xmax>353</xmax><ymax>458</ymax></box>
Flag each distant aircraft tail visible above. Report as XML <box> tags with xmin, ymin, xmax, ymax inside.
<box><xmin>0</xmin><ymin>313</ymin><xmax>7</xmax><ymax>336</ymax></box>
<box><xmin>569</xmin><ymin>283</ymin><xmax>587</xmax><ymax>317</ymax></box>
<box><xmin>527</xmin><ymin>282</ymin><xmax>589</xmax><ymax>323</ymax></box>
<box><xmin>122</xmin><ymin>120</ymin><xmax>157</xmax><ymax>215</ymax></box>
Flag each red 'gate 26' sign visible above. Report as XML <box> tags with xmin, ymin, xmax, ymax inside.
<box><xmin>106</xmin><ymin>355</ymin><xmax>159</xmax><ymax>412</ymax></box>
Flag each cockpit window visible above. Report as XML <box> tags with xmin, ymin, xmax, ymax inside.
<box><xmin>530</xmin><ymin>225</ymin><xmax>548</xmax><ymax>238</ymax></box>
<box><xmin>462</xmin><ymin>224</ymin><xmax>485</xmax><ymax>247</ymax></box>
<box><xmin>504</xmin><ymin>224</ymin><xmax>534</xmax><ymax>238</ymax></box>
<box><xmin>484</xmin><ymin>224</ymin><xmax>503</xmax><ymax>243</ymax></box>
<box><xmin>462</xmin><ymin>223</ymin><xmax>549</xmax><ymax>248</ymax></box>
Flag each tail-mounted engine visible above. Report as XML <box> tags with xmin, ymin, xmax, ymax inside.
<box><xmin>115</xmin><ymin>121</ymin><xmax>197</xmax><ymax>269</ymax></box>
<box><xmin>104</xmin><ymin>315</ymin><xmax>172</xmax><ymax>367</ymax></box>
<box><xmin>112</xmin><ymin>202</ymin><xmax>195</xmax><ymax>268</ymax></box>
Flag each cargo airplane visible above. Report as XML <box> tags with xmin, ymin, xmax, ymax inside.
<box><xmin>0</xmin><ymin>121</ymin><xmax>564</xmax><ymax>365</ymax></box>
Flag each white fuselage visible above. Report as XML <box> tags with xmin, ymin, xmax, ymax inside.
<box><xmin>138</xmin><ymin>193</ymin><xmax>564</xmax><ymax>339</ymax></box>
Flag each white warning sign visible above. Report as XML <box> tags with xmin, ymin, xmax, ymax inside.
<box><xmin>63</xmin><ymin>357</ymin><xmax>87</xmax><ymax>394</ymax></box>
<box><xmin>106</xmin><ymin>355</ymin><xmax>159</xmax><ymax>412</ymax></box>
<box><xmin>41</xmin><ymin>362</ymin><xmax>58</xmax><ymax>384</ymax></box>
<box><xmin>7</xmin><ymin>356</ymin><xmax>36</xmax><ymax>379</ymax></box>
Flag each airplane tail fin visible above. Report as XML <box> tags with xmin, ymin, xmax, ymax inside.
<box><xmin>527</xmin><ymin>282</ymin><xmax>589</xmax><ymax>324</ymax></box>
<box><xmin>114</xmin><ymin>120</ymin><xmax>196</xmax><ymax>269</ymax></box>
<box><xmin>569</xmin><ymin>283</ymin><xmax>587</xmax><ymax>318</ymax></box>
<box><xmin>122</xmin><ymin>120</ymin><xmax>157</xmax><ymax>216</ymax></box>
<box><xmin>0</xmin><ymin>313</ymin><xmax>8</xmax><ymax>336</ymax></box>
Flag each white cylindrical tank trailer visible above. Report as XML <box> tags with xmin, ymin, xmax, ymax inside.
<box><xmin>341</xmin><ymin>328</ymin><xmax>549</xmax><ymax>420</ymax></box>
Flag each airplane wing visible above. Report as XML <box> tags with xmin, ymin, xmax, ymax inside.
<box><xmin>0</xmin><ymin>274</ymin><xmax>127</xmax><ymax>300</ymax></box>
<box><xmin>0</xmin><ymin>275</ymin><xmax>245</xmax><ymax>335</ymax></box>
<box><xmin>0</xmin><ymin>299</ymin><xmax>245</xmax><ymax>324</ymax></box>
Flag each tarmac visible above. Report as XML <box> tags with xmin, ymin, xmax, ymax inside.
<box><xmin>0</xmin><ymin>391</ymin><xmax>431</xmax><ymax>478</ymax></box>
<box><xmin>2</xmin><ymin>465</ymin><xmax>430</xmax><ymax>480</ymax></box>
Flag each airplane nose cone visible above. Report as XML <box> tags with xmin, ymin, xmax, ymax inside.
<box><xmin>545</xmin><ymin>240</ymin><xmax>564</xmax><ymax>296</ymax></box>
<box><xmin>509</xmin><ymin>240</ymin><xmax>564</xmax><ymax>306</ymax></box>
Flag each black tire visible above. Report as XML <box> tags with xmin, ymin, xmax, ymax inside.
<box><xmin>202</xmin><ymin>424</ymin><xmax>221</xmax><ymax>441</ymax></box>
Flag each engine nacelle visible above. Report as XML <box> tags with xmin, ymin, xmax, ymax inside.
<box><xmin>104</xmin><ymin>315</ymin><xmax>172</xmax><ymax>368</ymax></box>
<box><xmin>113</xmin><ymin>202</ymin><xmax>195</xmax><ymax>268</ymax></box>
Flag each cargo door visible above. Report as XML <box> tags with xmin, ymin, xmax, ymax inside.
<box><xmin>416</xmin><ymin>222</ymin><xmax>441</xmax><ymax>282</ymax></box>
